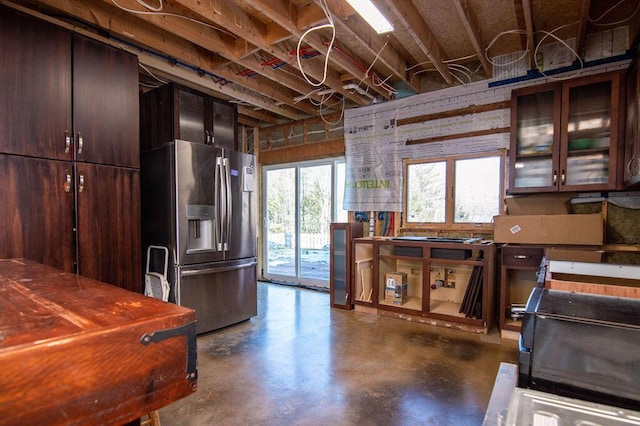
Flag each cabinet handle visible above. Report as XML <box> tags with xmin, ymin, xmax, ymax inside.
<box><xmin>627</xmin><ymin>158</ymin><xmax>639</xmax><ymax>177</ymax></box>
<box><xmin>65</xmin><ymin>131</ymin><xmax>71</xmax><ymax>154</ymax></box>
<box><xmin>64</xmin><ymin>171</ymin><xmax>72</xmax><ymax>193</ymax></box>
<box><xmin>561</xmin><ymin>169</ymin><xmax>565</xmax><ymax>185</ymax></box>
<box><xmin>78</xmin><ymin>173</ymin><xmax>85</xmax><ymax>193</ymax></box>
<box><xmin>513</xmin><ymin>255</ymin><xmax>530</xmax><ymax>259</ymax></box>
<box><xmin>77</xmin><ymin>132</ymin><xmax>84</xmax><ymax>154</ymax></box>
<box><xmin>553</xmin><ymin>171</ymin><xmax>557</xmax><ymax>185</ymax></box>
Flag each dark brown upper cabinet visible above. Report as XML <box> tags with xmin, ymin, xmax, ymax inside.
<box><xmin>509</xmin><ymin>71</ymin><xmax>624</xmax><ymax>194</ymax></box>
<box><xmin>140</xmin><ymin>82</ymin><xmax>237</xmax><ymax>152</ymax></box>
<box><xmin>73</xmin><ymin>35</ymin><xmax>140</xmax><ymax>168</ymax></box>
<box><xmin>0</xmin><ymin>9</ymin><xmax>72</xmax><ymax>160</ymax></box>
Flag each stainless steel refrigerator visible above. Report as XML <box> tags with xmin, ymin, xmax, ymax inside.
<box><xmin>141</xmin><ymin>139</ymin><xmax>257</xmax><ymax>334</ymax></box>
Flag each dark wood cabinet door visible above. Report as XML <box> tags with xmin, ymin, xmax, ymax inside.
<box><xmin>0</xmin><ymin>6</ymin><xmax>72</xmax><ymax>160</ymax></box>
<box><xmin>73</xmin><ymin>35</ymin><xmax>139</xmax><ymax>168</ymax></box>
<box><xmin>0</xmin><ymin>155</ymin><xmax>75</xmax><ymax>272</ymax></box>
<box><xmin>76</xmin><ymin>163</ymin><xmax>141</xmax><ymax>292</ymax></box>
<box><xmin>177</xmin><ymin>87</ymin><xmax>207</xmax><ymax>144</ymax></box>
<box><xmin>211</xmin><ymin>99</ymin><xmax>237</xmax><ymax>150</ymax></box>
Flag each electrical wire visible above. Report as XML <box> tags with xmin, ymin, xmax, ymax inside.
<box><xmin>292</xmin><ymin>88</ymin><xmax>323</xmax><ymax>104</ymax></box>
<box><xmin>354</xmin><ymin>38</ymin><xmax>396</xmax><ymax>94</ymax></box>
<box><xmin>139</xmin><ymin>62</ymin><xmax>168</xmax><ymax>84</ymax></box>
<box><xmin>296</xmin><ymin>0</ymin><xmax>335</xmax><ymax>87</ymax></box>
<box><xmin>534</xmin><ymin>22</ymin><xmax>583</xmax><ymax>81</ymax></box>
<box><xmin>136</xmin><ymin>0</ymin><xmax>162</xmax><ymax>12</ymax></box>
<box><xmin>319</xmin><ymin>94</ymin><xmax>345</xmax><ymax>126</ymax></box>
<box><xmin>589</xmin><ymin>0</ymin><xmax>640</xmax><ymax>26</ymax></box>
<box><xmin>448</xmin><ymin>64</ymin><xmax>473</xmax><ymax>83</ymax></box>
<box><xmin>329</xmin><ymin>43</ymin><xmax>396</xmax><ymax>94</ymax></box>
<box><xmin>406</xmin><ymin>54</ymin><xmax>479</xmax><ymax>72</ymax></box>
<box><xmin>484</xmin><ymin>29</ymin><xmax>529</xmax><ymax>67</ymax></box>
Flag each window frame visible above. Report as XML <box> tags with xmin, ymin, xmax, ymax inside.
<box><xmin>402</xmin><ymin>150</ymin><xmax>505</xmax><ymax>232</ymax></box>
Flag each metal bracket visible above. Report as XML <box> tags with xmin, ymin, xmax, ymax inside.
<box><xmin>140</xmin><ymin>321</ymin><xmax>197</xmax><ymax>383</ymax></box>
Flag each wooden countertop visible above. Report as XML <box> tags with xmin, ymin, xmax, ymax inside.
<box><xmin>0</xmin><ymin>259</ymin><xmax>197</xmax><ymax>425</ymax></box>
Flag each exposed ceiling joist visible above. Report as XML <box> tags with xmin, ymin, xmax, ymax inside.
<box><xmin>521</xmin><ymin>0</ymin><xmax>536</xmax><ymax>68</ymax></box>
<box><xmin>453</xmin><ymin>0</ymin><xmax>492</xmax><ymax>78</ymax></box>
<box><xmin>3</xmin><ymin>0</ymin><xmax>635</xmax><ymax>126</ymax></box>
<box><xmin>319</xmin><ymin>0</ymin><xmax>418</xmax><ymax>93</ymax></box>
<box><xmin>378</xmin><ymin>0</ymin><xmax>453</xmax><ymax>84</ymax></box>
<box><xmin>241</xmin><ymin>0</ymin><xmax>375</xmax><ymax>104</ymax></box>
<box><xmin>575</xmin><ymin>0</ymin><xmax>591</xmax><ymax>57</ymax></box>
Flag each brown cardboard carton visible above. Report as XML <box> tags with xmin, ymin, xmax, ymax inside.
<box><xmin>505</xmin><ymin>194</ymin><xmax>573</xmax><ymax>215</ymax></box>
<box><xmin>493</xmin><ymin>214</ymin><xmax>603</xmax><ymax>245</ymax></box>
<box><xmin>385</xmin><ymin>272</ymin><xmax>407</xmax><ymax>305</ymax></box>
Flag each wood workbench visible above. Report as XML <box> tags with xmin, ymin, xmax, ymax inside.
<box><xmin>0</xmin><ymin>259</ymin><xmax>197</xmax><ymax>425</ymax></box>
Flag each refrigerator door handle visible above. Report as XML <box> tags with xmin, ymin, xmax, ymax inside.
<box><xmin>215</xmin><ymin>156</ymin><xmax>224</xmax><ymax>252</ymax></box>
<box><xmin>219</xmin><ymin>156</ymin><xmax>227</xmax><ymax>251</ymax></box>
<box><xmin>223</xmin><ymin>156</ymin><xmax>232</xmax><ymax>252</ymax></box>
<box><xmin>180</xmin><ymin>261</ymin><xmax>257</xmax><ymax>277</ymax></box>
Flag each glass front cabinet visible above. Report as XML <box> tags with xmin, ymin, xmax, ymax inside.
<box><xmin>509</xmin><ymin>71</ymin><xmax>623</xmax><ymax>194</ymax></box>
<box><xmin>330</xmin><ymin>223</ymin><xmax>363</xmax><ymax>309</ymax></box>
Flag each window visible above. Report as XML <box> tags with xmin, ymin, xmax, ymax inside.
<box><xmin>403</xmin><ymin>151</ymin><xmax>504</xmax><ymax>230</ymax></box>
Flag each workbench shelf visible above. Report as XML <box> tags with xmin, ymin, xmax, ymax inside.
<box><xmin>352</xmin><ymin>237</ymin><xmax>496</xmax><ymax>333</ymax></box>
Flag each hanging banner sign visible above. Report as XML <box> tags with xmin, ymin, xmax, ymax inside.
<box><xmin>344</xmin><ymin>80</ymin><xmax>512</xmax><ymax>212</ymax></box>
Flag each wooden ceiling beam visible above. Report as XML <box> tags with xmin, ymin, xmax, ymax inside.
<box><xmin>575</xmin><ymin>0</ymin><xmax>591</xmax><ymax>57</ymax></box>
<box><xmin>512</xmin><ymin>0</ymin><xmax>528</xmax><ymax>51</ymax></box>
<box><xmin>237</xmin><ymin>114</ymin><xmax>263</xmax><ymax>128</ymax></box>
<box><xmin>453</xmin><ymin>0</ymin><xmax>492</xmax><ymax>78</ymax></box>
<box><xmin>300</xmin><ymin>30</ymin><xmax>392</xmax><ymax>99</ymax></box>
<box><xmin>138</xmin><ymin>59</ymin><xmax>304</xmax><ymax>120</ymax></box>
<box><xmin>319</xmin><ymin>0</ymin><xmax>419</xmax><ymax>93</ymax></box>
<box><xmin>243</xmin><ymin>0</ymin><xmax>377</xmax><ymax>103</ymax></box>
<box><xmin>264</xmin><ymin>3</ymin><xmax>330</xmax><ymax>45</ymax></box>
<box><xmin>521</xmin><ymin>0</ymin><xmax>536</xmax><ymax>69</ymax></box>
<box><xmin>213</xmin><ymin>69</ymin><xmax>317</xmax><ymax>116</ymax></box>
<box><xmin>378</xmin><ymin>0</ymin><xmax>453</xmax><ymax>85</ymax></box>
<box><xmin>98</xmin><ymin>0</ymin><xmax>314</xmax><ymax>117</ymax></box>
<box><xmin>238</xmin><ymin>105</ymin><xmax>279</xmax><ymax>125</ymax></box>
<box><xmin>170</xmin><ymin>0</ymin><xmax>367</xmax><ymax>105</ymax></box>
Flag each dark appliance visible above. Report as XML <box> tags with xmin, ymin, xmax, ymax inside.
<box><xmin>518</xmin><ymin>287</ymin><xmax>640</xmax><ymax>410</ymax></box>
<box><xmin>142</xmin><ymin>140</ymin><xmax>257</xmax><ymax>334</ymax></box>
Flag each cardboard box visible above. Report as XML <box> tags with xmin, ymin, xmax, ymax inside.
<box><xmin>385</xmin><ymin>272</ymin><xmax>407</xmax><ymax>305</ymax></box>
<box><xmin>505</xmin><ymin>194</ymin><xmax>573</xmax><ymax>215</ymax></box>
<box><xmin>545</xmin><ymin>248</ymin><xmax>602</xmax><ymax>263</ymax></box>
<box><xmin>493</xmin><ymin>214</ymin><xmax>603</xmax><ymax>245</ymax></box>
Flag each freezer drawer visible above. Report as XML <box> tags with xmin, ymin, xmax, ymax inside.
<box><xmin>177</xmin><ymin>259</ymin><xmax>257</xmax><ymax>334</ymax></box>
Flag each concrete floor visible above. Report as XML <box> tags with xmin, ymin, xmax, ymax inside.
<box><xmin>160</xmin><ymin>282</ymin><xmax>518</xmax><ymax>425</ymax></box>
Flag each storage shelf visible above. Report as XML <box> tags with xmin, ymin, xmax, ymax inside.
<box><xmin>502</xmin><ymin>318</ymin><xmax>522</xmax><ymax>331</ymax></box>
<box><xmin>378</xmin><ymin>296</ymin><xmax>422</xmax><ymax>311</ymax></box>
<box><xmin>429</xmin><ymin>300</ymin><xmax>465</xmax><ymax>318</ymax></box>
<box><xmin>515</xmin><ymin>151</ymin><xmax>553</xmax><ymax>159</ymax></box>
<box><xmin>352</xmin><ymin>237</ymin><xmax>495</xmax><ymax>333</ymax></box>
<box><xmin>430</xmin><ymin>258</ymin><xmax>484</xmax><ymax>266</ymax></box>
<box><xmin>379</xmin><ymin>254</ymin><xmax>424</xmax><ymax>260</ymax></box>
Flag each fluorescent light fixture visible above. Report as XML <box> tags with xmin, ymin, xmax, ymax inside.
<box><xmin>345</xmin><ymin>0</ymin><xmax>394</xmax><ymax>34</ymax></box>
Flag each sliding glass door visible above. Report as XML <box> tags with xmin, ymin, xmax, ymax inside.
<box><xmin>263</xmin><ymin>158</ymin><xmax>346</xmax><ymax>288</ymax></box>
